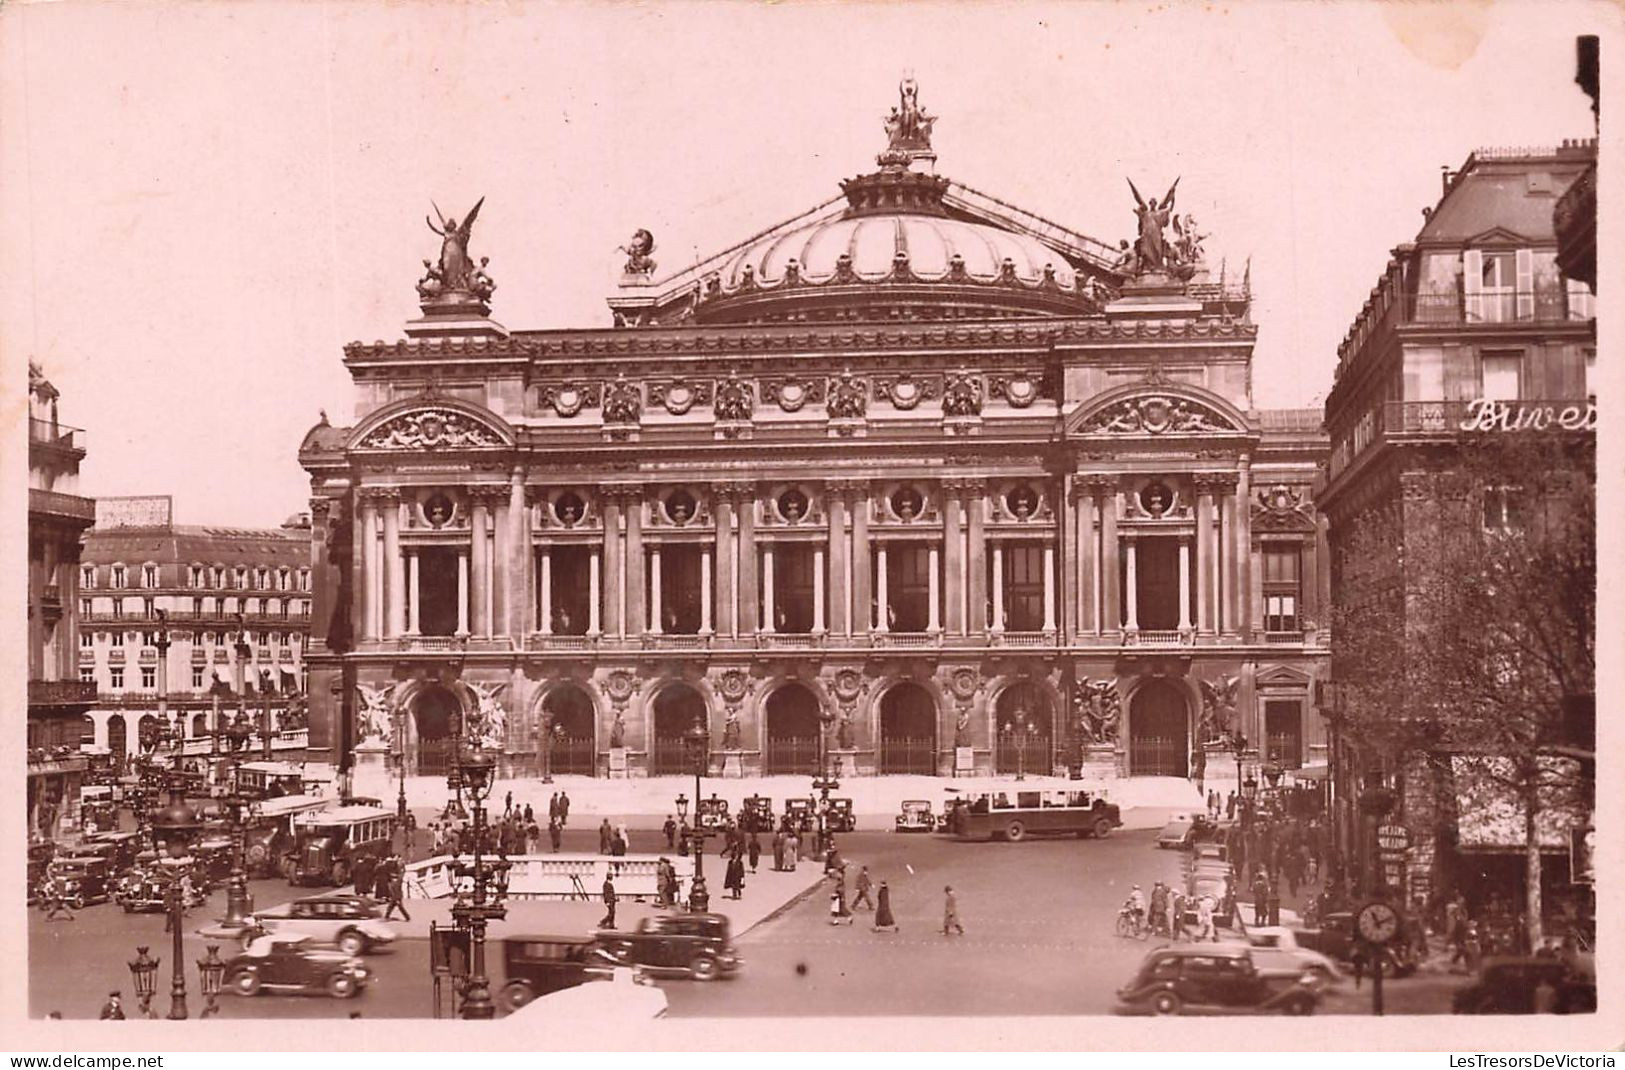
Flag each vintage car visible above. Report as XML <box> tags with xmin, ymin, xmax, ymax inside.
<box><xmin>1451</xmin><ymin>956</ymin><xmax>1597</xmax><ymax>1015</ymax></box>
<box><xmin>1115</xmin><ymin>946</ymin><xmax>1322</xmax><ymax>1016</ymax></box>
<box><xmin>116</xmin><ymin>859</ymin><xmax>208</xmax><ymax>912</ymax></box>
<box><xmin>193</xmin><ymin>836</ymin><xmax>238</xmax><ymax>885</ymax></box>
<box><xmin>495</xmin><ymin>935</ymin><xmax>614</xmax><ymax>1012</ymax></box>
<box><xmin>594</xmin><ymin>913</ymin><xmax>741</xmax><ymax>981</ymax></box>
<box><xmin>895</xmin><ymin>800</ymin><xmax>937</xmax><ymax>833</ymax></box>
<box><xmin>825</xmin><ymin>798</ymin><xmax>856</xmax><ymax>833</ymax></box>
<box><xmin>781</xmin><ymin>799</ymin><xmax>814</xmax><ymax>833</ymax></box>
<box><xmin>1291</xmin><ymin>912</ymin><xmax>1418</xmax><ymax>978</ymax></box>
<box><xmin>1157</xmin><ymin>813</ymin><xmax>1216</xmax><ymax>850</ymax></box>
<box><xmin>695</xmin><ymin>796</ymin><xmax>730</xmax><ymax>832</ymax></box>
<box><xmin>249</xmin><ymin>894</ymin><xmax>397</xmax><ymax>956</ymax></box>
<box><xmin>936</xmin><ymin>797</ymin><xmax>965</xmax><ymax>834</ymax></box>
<box><xmin>1192</xmin><ymin>841</ymin><xmax>1231</xmax><ymax>864</ymax></box>
<box><xmin>84</xmin><ymin>831</ymin><xmax>145</xmax><ymax>875</ymax></box>
<box><xmin>224</xmin><ymin>934</ymin><xmax>372</xmax><ymax>998</ymax></box>
<box><xmin>1220</xmin><ymin>926</ymin><xmax>1343</xmax><ymax>982</ymax></box>
<box><xmin>26</xmin><ymin>840</ymin><xmax>56</xmax><ymax>904</ymax></box>
<box><xmin>1181</xmin><ymin>879</ymin><xmax>1237</xmax><ymax>931</ymax></box>
<box><xmin>738</xmin><ymin>796</ymin><xmax>775</xmax><ymax>834</ymax></box>
<box><xmin>46</xmin><ymin>854</ymin><xmax>115</xmax><ymax>908</ymax></box>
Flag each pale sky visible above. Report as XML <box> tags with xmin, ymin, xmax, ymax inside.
<box><xmin>1</xmin><ymin>0</ymin><xmax>1606</xmax><ymax>527</ymax></box>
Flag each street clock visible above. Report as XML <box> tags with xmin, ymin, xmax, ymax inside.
<box><xmin>1355</xmin><ymin>901</ymin><xmax>1401</xmax><ymax>946</ymax></box>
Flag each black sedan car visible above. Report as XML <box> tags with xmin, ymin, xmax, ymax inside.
<box><xmin>1115</xmin><ymin>946</ymin><xmax>1322</xmax><ymax>1016</ymax></box>
<box><xmin>225</xmin><ymin>935</ymin><xmax>372</xmax><ymax>999</ymax></box>
<box><xmin>595</xmin><ymin>913</ymin><xmax>741</xmax><ymax>981</ymax></box>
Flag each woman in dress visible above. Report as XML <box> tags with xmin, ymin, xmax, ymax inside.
<box><xmin>872</xmin><ymin>881</ymin><xmax>898</xmax><ymax>933</ymax></box>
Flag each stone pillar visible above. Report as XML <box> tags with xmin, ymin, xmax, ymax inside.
<box><xmin>1124</xmin><ymin>535</ymin><xmax>1140</xmax><ymax>631</ymax></box>
<box><xmin>1316</xmin><ymin>512</ymin><xmax>1332</xmax><ymax>633</ymax></box>
<box><xmin>1179</xmin><ymin>536</ymin><xmax>1193</xmax><ymax>632</ymax></box>
<box><xmin>700</xmin><ymin>549</ymin><xmax>714</xmax><ymax>635</ymax></box>
<box><xmin>761</xmin><ymin>544</ymin><xmax>776</xmax><ymax>633</ymax></box>
<box><xmin>827</xmin><ymin>492</ymin><xmax>848</xmax><ymax>635</ymax></box>
<box><xmin>1220</xmin><ymin>478</ymin><xmax>1240</xmax><ymax>635</ymax></box>
<box><xmin>359</xmin><ymin>496</ymin><xmax>379</xmax><ymax>641</ymax></box>
<box><xmin>588</xmin><ymin>549</ymin><xmax>602</xmax><ymax>636</ymax></box>
<box><xmin>381</xmin><ymin>494</ymin><xmax>403</xmax><ymax>639</ymax></box>
<box><xmin>510</xmin><ymin>472</ymin><xmax>529</xmax><ymax>635</ymax></box>
<box><xmin>714</xmin><ymin>490</ymin><xmax>735</xmax><ymax>637</ymax></box>
<box><xmin>1042</xmin><ymin>542</ymin><xmax>1057</xmax><ymax>633</ymax></box>
<box><xmin>966</xmin><ymin>480</ymin><xmax>987</xmax><ymax>634</ymax></box>
<box><xmin>1060</xmin><ymin>477</ymin><xmax>1078</xmax><ymax>640</ymax></box>
<box><xmin>1195</xmin><ymin>480</ymin><xmax>1215</xmax><ymax>635</ymax></box>
<box><xmin>851</xmin><ymin>485</ymin><xmax>871</xmax><ymax>635</ymax></box>
<box><xmin>1100</xmin><ymin>481</ymin><xmax>1120</xmax><ymax>632</ymax></box>
<box><xmin>875</xmin><ymin>544</ymin><xmax>889</xmax><ymax>633</ymax></box>
<box><xmin>1237</xmin><ymin>461</ymin><xmax>1254</xmax><ymax>642</ymax></box>
<box><xmin>625</xmin><ymin>490</ymin><xmax>645</xmax><ymax>637</ymax></box>
<box><xmin>601</xmin><ymin>492</ymin><xmax>623</xmax><ymax>637</ymax></box>
<box><xmin>927</xmin><ymin>543</ymin><xmax>941</xmax><ymax>633</ymax></box>
<box><xmin>1076</xmin><ymin>485</ymin><xmax>1097</xmax><ymax>635</ymax></box>
<box><xmin>539</xmin><ymin>548</ymin><xmax>553</xmax><ymax>634</ymax></box>
<box><xmin>813</xmin><ymin>546</ymin><xmax>826</xmax><ymax>633</ymax></box>
<box><xmin>413</xmin><ymin>550</ymin><xmax>428</xmax><ymax>635</ymax></box>
<box><xmin>943</xmin><ymin>483</ymin><xmax>964</xmax><ymax>635</ymax></box>
<box><xmin>471</xmin><ymin>497</ymin><xmax>491</xmax><ymax>637</ymax></box>
<box><xmin>991</xmin><ymin>542</ymin><xmax>1005</xmax><ymax>632</ymax></box>
<box><xmin>738</xmin><ymin>487</ymin><xmax>759</xmax><ymax>633</ymax></box>
<box><xmin>492</xmin><ymin>493</ymin><xmax>510</xmax><ymax>638</ymax></box>
<box><xmin>649</xmin><ymin>545</ymin><xmax>663</xmax><ymax>635</ymax></box>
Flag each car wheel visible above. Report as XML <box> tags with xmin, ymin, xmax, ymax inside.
<box><xmin>1283</xmin><ymin>995</ymin><xmax>1316</xmax><ymax>1016</ymax></box>
<box><xmin>690</xmin><ymin>954</ymin><xmax>720</xmax><ymax>981</ymax></box>
<box><xmin>336</xmin><ymin>929</ymin><xmax>368</xmax><ymax>956</ymax></box>
<box><xmin>230</xmin><ymin>970</ymin><xmax>262</xmax><ymax>997</ymax></box>
<box><xmin>327</xmin><ymin>973</ymin><xmax>358</xmax><ymax>999</ymax></box>
<box><xmin>1004</xmin><ymin>820</ymin><xmax>1026</xmax><ymax>843</ymax></box>
<box><xmin>1150</xmin><ymin>991</ymin><xmax>1182</xmax><ymax>1016</ymax></box>
<box><xmin>1093</xmin><ymin>817</ymin><xmax>1114</xmax><ymax>839</ymax></box>
<box><xmin>499</xmin><ymin>981</ymin><xmax>536</xmax><ymax>1012</ymax></box>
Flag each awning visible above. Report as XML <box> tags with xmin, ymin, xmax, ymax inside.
<box><xmin>1288</xmin><ymin>764</ymin><xmax>1329</xmax><ymax>782</ymax></box>
<box><xmin>1452</xmin><ymin>755</ymin><xmax>1590</xmax><ymax>852</ymax></box>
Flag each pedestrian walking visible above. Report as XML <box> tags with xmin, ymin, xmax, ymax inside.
<box><xmin>610</xmin><ymin>828</ymin><xmax>627</xmax><ymax>857</ymax></box>
<box><xmin>617</xmin><ymin>821</ymin><xmax>632</xmax><ymax>852</ymax></box>
<box><xmin>829</xmin><ymin>888</ymin><xmax>854</xmax><ymax>926</ymax></box>
<box><xmin>548</xmin><ymin>818</ymin><xmax>563</xmax><ymax>852</ymax></box>
<box><xmin>1196</xmin><ymin>895</ymin><xmax>1216</xmax><ymax>941</ymax></box>
<box><xmin>382</xmin><ymin>857</ymin><xmax>412</xmax><ymax>922</ymax></box>
<box><xmin>1226</xmin><ymin>791</ymin><xmax>1237</xmax><ymax>821</ymax></box>
<box><xmin>1169</xmin><ymin>890</ymin><xmax>1187</xmax><ymax>941</ymax></box>
<box><xmin>42</xmin><ymin>878</ymin><xmax>74</xmax><ymax>921</ymax></box>
<box><xmin>771</xmin><ymin>830</ymin><xmax>785</xmax><ymax>871</ymax></box>
<box><xmin>1251</xmin><ymin>868</ymin><xmax>1270</xmax><ymax>926</ymax></box>
<box><xmin>663</xmin><ymin>815</ymin><xmax>677</xmax><ymax>850</ymax></box>
<box><xmin>99</xmin><ymin>992</ymin><xmax>125</xmax><ymax>1020</ymax></box>
<box><xmin>598</xmin><ymin>818</ymin><xmax>613</xmax><ymax>854</ymax></box>
<box><xmin>872</xmin><ymin>881</ymin><xmax>898</xmax><ymax>933</ymax></box>
<box><xmin>942</xmin><ymin>885</ymin><xmax>965</xmax><ymax>936</ymax></box>
<box><xmin>599</xmin><ymin>873</ymin><xmax>618</xmax><ymax>929</ymax></box>
<box><xmin>523</xmin><ymin>803</ymin><xmax>534</xmax><ymax>826</ymax></box>
<box><xmin>352</xmin><ymin>852</ymin><xmax>378</xmax><ymax>900</ymax></box>
<box><xmin>504</xmin><ymin>790</ymin><xmax>513</xmax><ymax>815</ymax></box>
<box><xmin>785</xmin><ymin>832</ymin><xmax>799</xmax><ymax>871</ymax></box>
<box><xmin>548</xmin><ymin>792</ymin><xmax>560</xmax><ymax>825</ymax></box>
<box><xmin>724</xmin><ymin>854</ymin><xmax>745</xmax><ymax>900</ymax></box>
<box><xmin>852</xmin><ymin>866</ymin><xmax>874</xmax><ymax>911</ymax></box>
<box><xmin>558</xmin><ymin>792</ymin><xmax>571</xmax><ymax>826</ymax></box>
<box><xmin>747</xmin><ymin>831</ymin><xmax>761</xmax><ymax>873</ymax></box>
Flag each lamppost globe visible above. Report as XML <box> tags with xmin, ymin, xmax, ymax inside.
<box><xmin>675</xmin><ymin>793</ymin><xmax>689</xmax><ymax>821</ymax></box>
<box><xmin>128</xmin><ymin>946</ymin><xmax>159</xmax><ymax>1016</ymax></box>
<box><xmin>196</xmin><ymin>945</ymin><xmax>226</xmax><ymax>1017</ymax></box>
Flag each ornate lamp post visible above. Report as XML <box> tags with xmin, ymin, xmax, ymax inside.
<box><xmin>683</xmin><ymin>715</ymin><xmax>711</xmax><ymax>913</ymax></box>
<box><xmin>213</xmin><ymin>712</ymin><xmax>257</xmax><ymax>929</ymax></box>
<box><xmin>394</xmin><ymin>706</ymin><xmax>409</xmax><ymax>825</ymax></box>
<box><xmin>196</xmin><ymin>945</ymin><xmax>226</xmax><ymax>1018</ymax></box>
<box><xmin>149</xmin><ymin>786</ymin><xmax>202</xmax><ymax>1019</ymax></box>
<box><xmin>128</xmin><ymin>946</ymin><xmax>159</xmax><ymax>1018</ymax></box>
<box><xmin>1001</xmin><ymin>705</ymin><xmax>1039</xmax><ymax>781</ymax></box>
<box><xmin>812</xmin><ymin>715</ymin><xmax>840</xmax><ymax>861</ymax></box>
<box><xmin>541</xmin><ymin>719</ymin><xmax>563</xmax><ymax>784</ymax></box>
<box><xmin>447</xmin><ymin>741</ymin><xmax>509</xmax><ymax>1020</ymax></box>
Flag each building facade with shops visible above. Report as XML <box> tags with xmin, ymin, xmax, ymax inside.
<box><xmin>299</xmin><ymin>84</ymin><xmax>1330</xmax><ymax>785</ymax></box>
<box><xmin>26</xmin><ymin>362</ymin><xmax>98</xmax><ymax>839</ymax></box>
<box><xmin>1316</xmin><ymin>142</ymin><xmax>1596</xmax><ymax>923</ymax></box>
<box><xmin>78</xmin><ymin>496</ymin><xmax>315</xmax><ymax>771</ymax></box>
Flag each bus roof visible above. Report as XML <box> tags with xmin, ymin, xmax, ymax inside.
<box><xmin>294</xmin><ymin>804</ymin><xmax>393</xmax><ymax>825</ymax></box>
<box><xmin>242</xmin><ymin>761</ymin><xmax>306</xmax><ymax>775</ymax></box>
<box><xmin>253</xmin><ymin>795</ymin><xmax>331</xmax><ymax>818</ymax></box>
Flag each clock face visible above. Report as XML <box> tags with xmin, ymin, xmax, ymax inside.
<box><xmin>1357</xmin><ymin>902</ymin><xmax>1400</xmax><ymax>945</ymax></box>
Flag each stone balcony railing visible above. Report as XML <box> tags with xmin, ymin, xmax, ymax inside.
<box><xmin>28</xmin><ymin>678</ymin><xmax>99</xmax><ymax>708</ymax></box>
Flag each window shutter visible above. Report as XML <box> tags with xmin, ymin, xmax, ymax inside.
<box><xmin>1462</xmin><ymin>249</ymin><xmax>1483</xmax><ymax>322</ymax></box>
<box><xmin>1515</xmin><ymin>248</ymin><xmax>1534</xmax><ymax>320</ymax></box>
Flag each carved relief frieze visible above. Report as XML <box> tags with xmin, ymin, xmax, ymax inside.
<box><xmin>1079</xmin><ymin>395</ymin><xmax>1238</xmax><ymax>435</ymax></box>
<box><xmin>601</xmin><ymin>378</ymin><xmax>643</xmax><ymax>425</ymax></box>
<box><xmin>758</xmin><ymin>376</ymin><xmax>823</xmax><ymax>414</ymax></box>
<box><xmin>874</xmin><ymin>373</ymin><xmax>940</xmax><ymax>411</ymax></box>
<box><xmin>360</xmin><ymin>409</ymin><xmax>503</xmax><ymax>450</ymax></box>
<box><xmin>537</xmin><ymin>381</ymin><xmax>603</xmax><ymax>419</ymax></box>
<box><xmin>1251</xmin><ymin>483</ymin><xmax>1317</xmax><ymax>532</ymax></box>
<box><xmin>714</xmin><ymin>376</ymin><xmax>757</xmax><ymax>421</ymax></box>
<box><xmin>648</xmin><ymin>379</ymin><xmax>713</xmax><ymax>416</ymax></box>
<box><xmin>941</xmin><ymin>371</ymin><xmax>985</xmax><ymax>417</ymax></box>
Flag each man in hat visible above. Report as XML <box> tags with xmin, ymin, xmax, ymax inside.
<box><xmin>942</xmin><ymin>885</ymin><xmax>965</xmax><ymax>936</ymax></box>
<box><xmin>599</xmin><ymin>872</ymin><xmax>618</xmax><ymax>929</ymax></box>
<box><xmin>99</xmin><ymin>992</ymin><xmax>125</xmax><ymax>1020</ymax></box>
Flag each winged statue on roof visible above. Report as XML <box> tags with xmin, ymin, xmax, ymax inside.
<box><xmin>1125</xmin><ymin>177</ymin><xmax>1179</xmax><ymax>276</ymax></box>
<box><xmin>424</xmin><ymin>197</ymin><xmax>485</xmax><ymax>293</ymax></box>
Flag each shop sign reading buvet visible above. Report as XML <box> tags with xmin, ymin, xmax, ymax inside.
<box><xmin>1377</xmin><ymin>824</ymin><xmax>1410</xmax><ymax>852</ymax></box>
<box><xmin>1460</xmin><ymin>398</ymin><xmax>1596</xmax><ymax>433</ymax></box>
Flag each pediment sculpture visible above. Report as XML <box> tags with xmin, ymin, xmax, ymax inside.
<box><xmin>1078</xmin><ymin>394</ymin><xmax>1235</xmax><ymax>435</ymax></box>
<box><xmin>360</xmin><ymin>408</ymin><xmax>504</xmax><ymax>450</ymax></box>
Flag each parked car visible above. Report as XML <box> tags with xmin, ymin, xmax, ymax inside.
<box><xmin>249</xmin><ymin>894</ymin><xmax>397</xmax><ymax>956</ymax></box>
<box><xmin>739</xmin><ymin>796</ymin><xmax>774</xmax><ymax>834</ymax></box>
<box><xmin>193</xmin><ymin>836</ymin><xmax>237</xmax><ymax>885</ymax></box>
<box><xmin>1222</xmin><ymin>926</ymin><xmax>1343</xmax><ymax>982</ymax></box>
<box><xmin>1452</xmin><ymin>956</ymin><xmax>1597</xmax><ymax>1015</ymax></box>
<box><xmin>496</xmin><ymin>935</ymin><xmax>613</xmax><ymax>1012</ymax></box>
<box><xmin>1292</xmin><ymin>912</ymin><xmax>1418</xmax><ymax>978</ymax></box>
<box><xmin>594</xmin><ymin>913</ymin><xmax>741</xmax><ymax>980</ymax></box>
<box><xmin>936</xmin><ymin>798</ymin><xmax>965</xmax><ymax>834</ymax></box>
<box><xmin>45</xmin><ymin>854</ymin><xmax>115</xmax><ymax>908</ymax></box>
<box><xmin>825</xmin><ymin>798</ymin><xmax>856</xmax><ymax>833</ymax></box>
<box><xmin>895</xmin><ymin>800</ymin><xmax>937</xmax><ymax>833</ymax></box>
<box><xmin>1157</xmin><ymin>813</ymin><xmax>1203</xmax><ymax>849</ymax></box>
<box><xmin>782</xmin><ymin>799</ymin><xmax>814</xmax><ymax>833</ymax></box>
<box><xmin>1192</xmin><ymin>841</ymin><xmax>1231</xmax><ymax>864</ymax></box>
<box><xmin>1115</xmin><ymin>946</ymin><xmax>1322</xmax><ymax>1016</ymax></box>
<box><xmin>225</xmin><ymin>934</ymin><xmax>372</xmax><ymax>998</ymax></box>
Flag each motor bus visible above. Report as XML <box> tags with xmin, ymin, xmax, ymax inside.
<box><xmin>247</xmin><ymin>795</ymin><xmax>333</xmax><ymax>878</ymax></box>
<box><xmin>947</xmin><ymin>785</ymin><xmax>1122</xmax><ymax>842</ymax></box>
<box><xmin>290</xmin><ymin>804</ymin><xmax>396</xmax><ymax>887</ymax></box>
<box><xmin>237</xmin><ymin>761</ymin><xmax>309</xmax><ymax>801</ymax></box>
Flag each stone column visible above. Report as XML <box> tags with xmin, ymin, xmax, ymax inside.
<box><xmin>1220</xmin><ymin>477</ymin><xmax>1240</xmax><ymax>635</ymax></box>
<box><xmin>812</xmin><ymin>546</ymin><xmax>826</xmax><ymax>633</ymax></box>
<box><xmin>875</xmin><ymin>544</ymin><xmax>889</xmax><ymax>633</ymax></box>
<box><xmin>414</xmin><ymin>550</ymin><xmax>429</xmax><ymax>635</ymax></box>
<box><xmin>625</xmin><ymin>490</ymin><xmax>645</xmax><ymax>637</ymax></box>
<box><xmin>761</xmin><ymin>544</ymin><xmax>776</xmax><ymax>633</ymax></box>
<box><xmin>927</xmin><ymin>544</ymin><xmax>942</xmax><ymax>633</ymax></box>
<box><xmin>827</xmin><ymin>491</ymin><xmax>848</xmax><ymax>635</ymax></box>
<box><xmin>600</xmin><ymin>491</ymin><xmax>623</xmax><ymax>637</ymax></box>
<box><xmin>700</xmin><ymin>549</ymin><xmax>714</xmax><ymax>635</ymax></box>
<box><xmin>1099</xmin><ymin>481</ymin><xmax>1120</xmax><ymax>633</ymax></box>
<box><xmin>713</xmin><ymin>490</ymin><xmax>736</xmax><ymax>637</ymax></box>
<box><xmin>539</xmin><ymin>548</ymin><xmax>553</xmax><ymax>634</ymax></box>
<box><xmin>1060</xmin><ymin>477</ymin><xmax>1078</xmax><ymax>640</ymax></box>
<box><xmin>1178</xmin><ymin>536</ymin><xmax>1193</xmax><ymax>632</ymax></box>
<box><xmin>471</xmin><ymin>496</ymin><xmax>491</xmax><ymax>637</ymax></box>
<box><xmin>1076</xmin><ymin>484</ymin><xmax>1097</xmax><ymax>635</ymax></box>
<box><xmin>1195</xmin><ymin>479</ymin><xmax>1215</xmax><ymax>635</ymax></box>
<box><xmin>851</xmin><ymin>485</ymin><xmax>871</xmax><ymax>635</ymax></box>
<box><xmin>991</xmin><ymin>542</ymin><xmax>1005</xmax><ymax>632</ymax></box>
<box><xmin>738</xmin><ymin>487</ymin><xmax>759</xmax><ymax>633</ymax></box>
<box><xmin>1124</xmin><ymin>535</ymin><xmax>1140</xmax><ymax>631</ymax></box>
<box><xmin>966</xmin><ymin>480</ymin><xmax>987</xmax><ymax>634</ymax></box>
<box><xmin>492</xmin><ymin>492</ymin><xmax>510</xmax><ymax>637</ymax></box>
<box><xmin>1042</xmin><ymin>542</ymin><xmax>1057</xmax><ymax>633</ymax></box>
<box><xmin>510</xmin><ymin>472</ymin><xmax>529</xmax><ymax>635</ymax></box>
<box><xmin>943</xmin><ymin>482</ymin><xmax>964</xmax><ymax>635</ymax></box>
<box><xmin>1315</xmin><ymin>512</ymin><xmax>1331</xmax><ymax>633</ymax></box>
<box><xmin>1236</xmin><ymin>461</ymin><xmax>1254</xmax><ymax>642</ymax></box>
<box><xmin>649</xmin><ymin>545</ymin><xmax>663</xmax><ymax>634</ymax></box>
<box><xmin>381</xmin><ymin>493</ymin><xmax>403</xmax><ymax>639</ymax></box>
<box><xmin>588</xmin><ymin>548</ymin><xmax>602</xmax><ymax>636</ymax></box>
<box><xmin>359</xmin><ymin>495</ymin><xmax>379</xmax><ymax>641</ymax></box>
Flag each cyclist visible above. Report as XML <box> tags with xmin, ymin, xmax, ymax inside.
<box><xmin>1127</xmin><ymin>884</ymin><xmax>1147</xmax><ymax>934</ymax></box>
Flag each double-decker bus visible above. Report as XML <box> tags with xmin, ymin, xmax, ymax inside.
<box><xmin>947</xmin><ymin>785</ymin><xmax>1122</xmax><ymax>842</ymax></box>
<box><xmin>290</xmin><ymin>804</ymin><xmax>395</xmax><ymax>887</ymax></box>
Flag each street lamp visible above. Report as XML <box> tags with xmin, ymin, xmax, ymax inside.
<box><xmin>196</xmin><ymin>945</ymin><xmax>226</xmax><ymax>1018</ymax></box>
<box><xmin>447</xmin><ymin>741</ymin><xmax>509</xmax><ymax>1020</ymax></box>
<box><xmin>212</xmin><ymin>711</ymin><xmax>257</xmax><ymax>930</ymax></box>
<box><xmin>149</xmin><ymin>787</ymin><xmax>201</xmax><ymax>1019</ymax></box>
<box><xmin>683</xmin><ymin>716</ymin><xmax>711</xmax><ymax>913</ymax></box>
<box><xmin>128</xmin><ymin>946</ymin><xmax>159</xmax><ymax>1018</ymax></box>
<box><xmin>1001</xmin><ymin>706</ymin><xmax>1039</xmax><ymax>781</ymax></box>
<box><xmin>541</xmin><ymin>719</ymin><xmax>563</xmax><ymax>784</ymax></box>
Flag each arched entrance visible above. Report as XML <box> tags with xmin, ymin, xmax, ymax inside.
<box><xmin>107</xmin><ymin>714</ymin><xmax>127</xmax><ymax>772</ymax></box>
<box><xmin>878</xmin><ymin>682</ymin><xmax>937</xmax><ymax>774</ymax></box>
<box><xmin>764</xmin><ymin>682</ymin><xmax>821</xmax><ymax>775</ymax></box>
<box><xmin>649</xmin><ymin>683</ymin><xmax>707</xmax><ymax>776</ymax></box>
<box><xmin>1129</xmin><ymin>680</ymin><xmax>1190</xmax><ymax>777</ymax></box>
<box><xmin>412</xmin><ymin>686</ymin><xmax>461</xmax><ymax>776</ymax></box>
<box><xmin>994</xmin><ymin>681</ymin><xmax>1054</xmax><ymax>776</ymax></box>
<box><xmin>540</xmin><ymin>684</ymin><xmax>596</xmax><ymax>777</ymax></box>
<box><xmin>192</xmin><ymin>712</ymin><xmax>210</xmax><ymax>737</ymax></box>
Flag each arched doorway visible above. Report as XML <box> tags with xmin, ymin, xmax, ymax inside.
<box><xmin>540</xmin><ymin>684</ymin><xmax>596</xmax><ymax>777</ymax></box>
<box><xmin>1129</xmin><ymin>680</ymin><xmax>1189</xmax><ymax>776</ymax></box>
<box><xmin>994</xmin><ymin>681</ymin><xmax>1054</xmax><ymax>776</ymax></box>
<box><xmin>412</xmin><ymin>686</ymin><xmax>461</xmax><ymax>776</ymax></box>
<box><xmin>192</xmin><ymin>712</ymin><xmax>210</xmax><ymax>737</ymax></box>
<box><xmin>649</xmin><ymin>683</ymin><xmax>707</xmax><ymax>776</ymax></box>
<box><xmin>107</xmin><ymin>714</ymin><xmax>127</xmax><ymax>773</ymax></box>
<box><xmin>764</xmin><ymin>683</ymin><xmax>821</xmax><ymax>775</ymax></box>
<box><xmin>878</xmin><ymin>682</ymin><xmax>937</xmax><ymax>774</ymax></box>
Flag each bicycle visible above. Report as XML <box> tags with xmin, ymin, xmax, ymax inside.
<box><xmin>1115</xmin><ymin>906</ymin><xmax>1150</xmax><ymax>940</ymax></box>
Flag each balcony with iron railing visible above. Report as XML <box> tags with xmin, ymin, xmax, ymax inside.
<box><xmin>1328</xmin><ymin>398</ymin><xmax>1594</xmax><ymax>487</ymax></box>
<box><xmin>1338</xmin><ymin>282</ymin><xmax>1594</xmax><ymax>374</ymax></box>
<box><xmin>28</xmin><ymin>678</ymin><xmax>99</xmax><ymax>709</ymax></box>
<box><xmin>29</xmin><ymin>417</ymin><xmax>87</xmax><ymax>453</ymax></box>
<box><xmin>29</xmin><ymin>487</ymin><xmax>97</xmax><ymax>524</ymax></box>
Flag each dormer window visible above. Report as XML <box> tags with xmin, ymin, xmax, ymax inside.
<box><xmin>1463</xmin><ymin>248</ymin><xmax>1532</xmax><ymax>323</ymax></box>
<box><xmin>111</xmin><ymin>565</ymin><xmax>127</xmax><ymax>589</ymax></box>
<box><xmin>81</xmin><ymin>566</ymin><xmax>96</xmax><ymax>588</ymax></box>
<box><xmin>141</xmin><ymin>564</ymin><xmax>159</xmax><ymax>588</ymax></box>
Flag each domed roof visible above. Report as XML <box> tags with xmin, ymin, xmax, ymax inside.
<box><xmin>716</xmin><ymin>212</ymin><xmax>1077</xmax><ymax>291</ymax></box>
